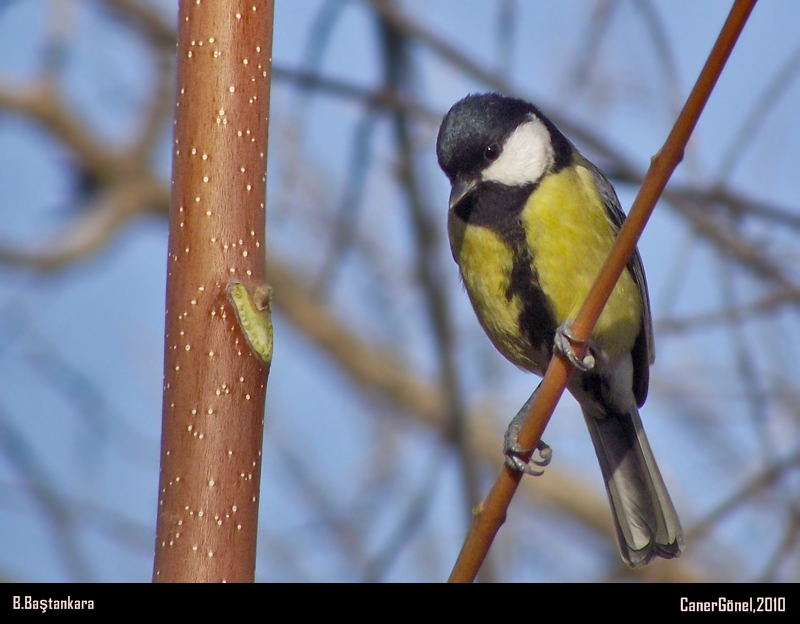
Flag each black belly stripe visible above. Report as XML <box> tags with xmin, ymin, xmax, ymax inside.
<box><xmin>506</xmin><ymin>228</ymin><xmax>558</xmax><ymax>357</ymax></box>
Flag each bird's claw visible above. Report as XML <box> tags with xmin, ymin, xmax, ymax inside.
<box><xmin>504</xmin><ymin>424</ymin><xmax>552</xmax><ymax>476</ymax></box>
<box><xmin>554</xmin><ymin>321</ymin><xmax>595</xmax><ymax>371</ymax></box>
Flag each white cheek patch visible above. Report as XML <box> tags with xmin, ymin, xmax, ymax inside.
<box><xmin>481</xmin><ymin>116</ymin><xmax>554</xmax><ymax>186</ymax></box>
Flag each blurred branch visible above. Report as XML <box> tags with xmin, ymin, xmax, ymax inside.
<box><xmin>272</xmin><ymin>65</ymin><xmax>439</xmax><ymax>121</ymax></box>
<box><xmin>657</xmin><ymin>290</ymin><xmax>799</xmax><ymax>334</ymax></box>
<box><xmin>688</xmin><ymin>452</ymin><xmax>800</xmax><ymax>542</ymax></box>
<box><xmin>0</xmin><ymin>177</ymin><xmax>168</xmax><ymax>270</ymax></box>
<box><xmin>494</xmin><ymin>0</ymin><xmax>516</xmax><ymax>80</ymax></box>
<box><xmin>276</xmin><ymin>444</ymin><xmax>371</xmax><ymax>578</ymax></box>
<box><xmin>361</xmin><ymin>451</ymin><xmax>447</xmax><ymax>582</ymax></box>
<box><xmin>313</xmin><ymin>109</ymin><xmax>379</xmax><ymax>295</ymax></box>
<box><xmin>97</xmin><ymin>0</ymin><xmax>176</xmax><ymax>49</ymax></box>
<box><xmin>0</xmin><ymin>404</ymin><xmax>94</xmax><ymax>581</ymax></box>
<box><xmin>375</xmin><ymin>3</ymin><xmax>483</xmax><ymax>545</ymax></box>
<box><xmin>633</xmin><ymin>0</ymin><xmax>683</xmax><ymax>114</ymax></box>
<box><xmin>715</xmin><ymin>43</ymin><xmax>800</xmax><ymax>181</ymax></box>
<box><xmin>368</xmin><ymin>0</ymin><xmax>507</xmax><ymax>92</ymax></box>
<box><xmin>568</xmin><ymin>0</ymin><xmax>616</xmax><ymax>94</ymax></box>
<box><xmin>0</xmin><ymin>303</ymin><xmax>156</xmax><ymax>465</ymax></box>
<box><xmin>0</xmin><ymin>482</ymin><xmax>153</xmax><ymax>553</ymax></box>
<box><xmin>0</xmin><ymin>82</ymin><xmax>128</xmax><ymax>180</ymax></box>
<box><xmin>665</xmin><ymin>185</ymin><xmax>800</xmax><ymax>231</ymax></box>
<box><xmin>43</xmin><ymin>0</ymin><xmax>75</xmax><ymax>80</ymax></box>
<box><xmin>668</xmin><ymin>196</ymin><xmax>800</xmax><ymax>295</ymax></box>
<box><xmin>758</xmin><ymin>512</ymin><xmax>800</xmax><ymax>582</ymax></box>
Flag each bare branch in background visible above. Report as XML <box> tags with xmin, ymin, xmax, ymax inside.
<box><xmin>1</xmin><ymin>0</ymin><xmax>799</xmax><ymax>582</ymax></box>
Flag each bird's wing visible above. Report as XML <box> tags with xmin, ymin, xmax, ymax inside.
<box><xmin>585</xmin><ymin>161</ymin><xmax>655</xmax><ymax>362</ymax></box>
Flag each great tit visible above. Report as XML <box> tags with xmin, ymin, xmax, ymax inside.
<box><xmin>436</xmin><ymin>92</ymin><xmax>683</xmax><ymax>567</ymax></box>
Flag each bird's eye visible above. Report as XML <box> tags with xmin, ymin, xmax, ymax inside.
<box><xmin>484</xmin><ymin>143</ymin><xmax>501</xmax><ymax>161</ymax></box>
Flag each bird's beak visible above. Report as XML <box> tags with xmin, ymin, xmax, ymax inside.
<box><xmin>448</xmin><ymin>176</ymin><xmax>477</xmax><ymax>211</ymax></box>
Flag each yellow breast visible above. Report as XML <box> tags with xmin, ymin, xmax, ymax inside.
<box><xmin>448</xmin><ymin>213</ymin><xmax>547</xmax><ymax>372</ymax></box>
<box><xmin>522</xmin><ymin>166</ymin><xmax>641</xmax><ymax>359</ymax></box>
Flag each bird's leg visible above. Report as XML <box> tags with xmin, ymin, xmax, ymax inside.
<box><xmin>503</xmin><ymin>385</ymin><xmax>553</xmax><ymax>476</ymax></box>
<box><xmin>554</xmin><ymin>320</ymin><xmax>595</xmax><ymax>371</ymax></box>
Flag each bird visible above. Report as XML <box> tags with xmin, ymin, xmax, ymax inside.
<box><xmin>436</xmin><ymin>92</ymin><xmax>683</xmax><ymax>567</ymax></box>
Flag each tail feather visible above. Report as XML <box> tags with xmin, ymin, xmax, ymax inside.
<box><xmin>582</xmin><ymin>404</ymin><xmax>684</xmax><ymax>567</ymax></box>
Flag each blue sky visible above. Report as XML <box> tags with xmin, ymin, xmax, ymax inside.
<box><xmin>0</xmin><ymin>0</ymin><xmax>799</xmax><ymax>582</ymax></box>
